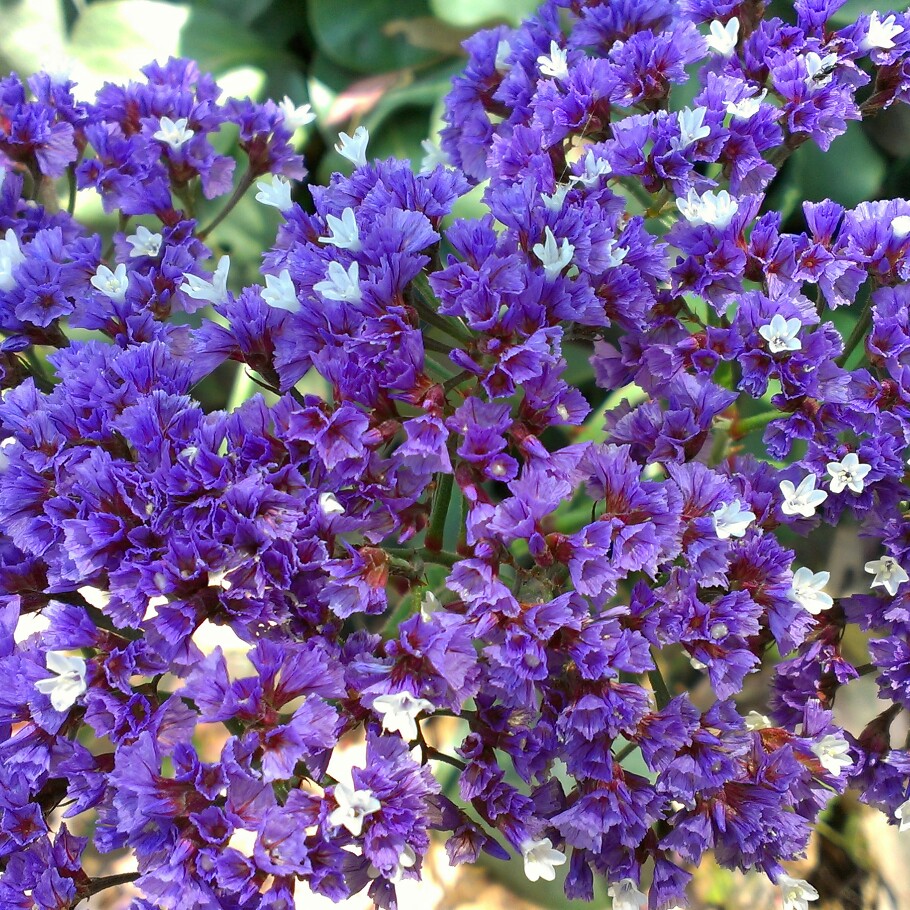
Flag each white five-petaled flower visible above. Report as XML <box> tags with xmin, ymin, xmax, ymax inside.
<box><xmin>895</xmin><ymin>797</ymin><xmax>910</xmax><ymax>832</ymax></box>
<box><xmin>607</xmin><ymin>878</ymin><xmax>647</xmax><ymax>910</ymax></box>
<box><xmin>181</xmin><ymin>255</ymin><xmax>230</xmax><ymax>305</ymax></box>
<box><xmin>778</xmin><ymin>873</ymin><xmax>819</xmax><ymax>910</ymax></box>
<box><xmin>725</xmin><ymin>88</ymin><xmax>767</xmax><ymax>120</ymax></box>
<box><xmin>779</xmin><ymin>475</ymin><xmax>827</xmax><ymax>518</ymax></box>
<box><xmin>603</xmin><ymin>239</ymin><xmax>627</xmax><ymax>269</ymax></box>
<box><xmin>91</xmin><ymin>263</ymin><xmax>129</xmax><ymax>304</ymax></box>
<box><xmin>542</xmin><ymin>185</ymin><xmax>570</xmax><ymax>211</ymax></box>
<box><xmin>676</xmin><ymin>188</ymin><xmax>739</xmax><ymax>230</ymax></box>
<box><xmin>419</xmin><ymin>139</ymin><xmax>450</xmax><ymax>174</ymax></box>
<box><xmin>810</xmin><ymin>732</ymin><xmax>853</xmax><ymax>776</ymax></box>
<box><xmin>537</xmin><ymin>40</ymin><xmax>569</xmax><ymax>80</ymax></box>
<box><xmin>711</xmin><ymin>499</ymin><xmax>756</xmax><ymax>540</ymax></box>
<box><xmin>125</xmin><ymin>225</ymin><xmax>163</xmax><ymax>259</ymax></box>
<box><xmin>672</xmin><ymin>106</ymin><xmax>711</xmax><ymax>150</ymax></box>
<box><xmin>789</xmin><ymin>567</ymin><xmax>833</xmax><ymax>615</ymax></box>
<box><xmin>35</xmin><ymin>651</ymin><xmax>87</xmax><ymax>712</ymax></box>
<box><xmin>532</xmin><ymin>226</ymin><xmax>574</xmax><ymax>280</ymax></box>
<box><xmin>706</xmin><ymin>17</ymin><xmax>740</xmax><ymax>57</ymax></box>
<box><xmin>254</xmin><ymin>175</ymin><xmax>293</xmax><ymax>212</ymax></box>
<box><xmin>744</xmin><ymin>710</ymin><xmax>772</xmax><ymax>730</ymax></box>
<box><xmin>826</xmin><ymin>452</ymin><xmax>871</xmax><ymax>495</ymax></box>
<box><xmin>319</xmin><ymin>208</ymin><xmax>361</xmax><ymax>251</ymax></box>
<box><xmin>372</xmin><ymin>691</ymin><xmax>436</xmax><ymax>741</ymax></box>
<box><xmin>570</xmin><ymin>149</ymin><xmax>612</xmax><ymax>187</ymax></box>
<box><xmin>520</xmin><ymin>837</ymin><xmax>567</xmax><ymax>882</ymax></box>
<box><xmin>328</xmin><ymin>782</ymin><xmax>380</xmax><ymax>836</ymax></box>
<box><xmin>0</xmin><ymin>228</ymin><xmax>26</xmax><ymax>292</ymax></box>
<box><xmin>261</xmin><ymin>269</ymin><xmax>300</xmax><ymax>313</ymax></box>
<box><xmin>278</xmin><ymin>96</ymin><xmax>316</xmax><ymax>130</ymax></box>
<box><xmin>314</xmin><ymin>260</ymin><xmax>361</xmax><ymax>303</ymax></box>
<box><xmin>865</xmin><ymin>555</ymin><xmax>909</xmax><ymax>596</ymax></box>
<box><xmin>804</xmin><ymin>51</ymin><xmax>838</xmax><ymax>86</ymax></box>
<box><xmin>758</xmin><ymin>313</ymin><xmax>802</xmax><ymax>354</ymax></box>
<box><xmin>319</xmin><ymin>491</ymin><xmax>345</xmax><ymax>516</ymax></box>
<box><xmin>153</xmin><ymin>116</ymin><xmax>194</xmax><ymax>150</ymax></box>
<box><xmin>861</xmin><ymin>11</ymin><xmax>904</xmax><ymax>52</ymax></box>
<box><xmin>494</xmin><ymin>39</ymin><xmax>512</xmax><ymax>74</ymax></box>
<box><xmin>335</xmin><ymin>126</ymin><xmax>369</xmax><ymax>168</ymax></box>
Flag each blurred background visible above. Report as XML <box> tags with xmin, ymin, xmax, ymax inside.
<box><xmin>3</xmin><ymin>0</ymin><xmax>910</xmax><ymax>907</ymax></box>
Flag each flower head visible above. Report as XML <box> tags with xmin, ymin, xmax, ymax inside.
<box><xmin>371</xmin><ymin>691</ymin><xmax>435</xmax><ymax>741</ymax></box>
<box><xmin>520</xmin><ymin>837</ymin><xmax>567</xmax><ymax>882</ymax></box>
<box><xmin>261</xmin><ymin>269</ymin><xmax>299</xmax><ymax>312</ymax></box>
<box><xmin>758</xmin><ymin>314</ymin><xmax>802</xmax><ymax>354</ymax></box>
<box><xmin>779</xmin><ymin>475</ymin><xmax>827</xmax><ymax>518</ymax></box>
<box><xmin>676</xmin><ymin>188</ymin><xmax>739</xmax><ymax>230</ymax></box>
<box><xmin>789</xmin><ymin>568</ymin><xmax>833</xmax><ymax>615</ymax></box>
<box><xmin>91</xmin><ymin>263</ymin><xmax>129</xmax><ymax>304</ymax></box>
<box><xmin>278</xmin><ymin>96</ymin><xmax>316</xmax><ymax>130</ymax></box>
<box><xmin>329</xmin><ymin>782</ymin><xmax>381</xmax><ymax>836</ymax></box>
<box><xmin>319</xmin><ymin>207</ymin><xmax>361</xmax><ymax>251</ymax></box>
<box><xmin>255</xmin><ymin>175</ymin><xmax>293</xmax><ymax>211</ymax></box>
<box><xmin>825</xmin><ymin>453</ymin><xmax>871</xmax><ymax>495</ymax></box>
<box><xmin>153</xmin><ymin>116</ymin><xmax>194</xmax><ymax>150</ymax></box>
<box><xmin>125</xmin><ymin>225</ymin><xmax>163</xmax><ymax>258</ymax></box>
<box><xmin>34</xmin><ymin>651</ymin><xmax>87</xmax><ymax>712</ymax></box>
<box><xmin>711</xmin><ymin>499</ymin><xmax>756</xmax><ymax>539</ymax></box>
<box><xmin>537</xmin><ymin>41</ymin><xmax>569</xmax><ymax>80</ymax></box>
<box><xmin>706</xmin><ymin>17</ymin><xmax>739</xmax><ymax>57</ymax></box>
<box><xmin>865</xmin><ymin>556</ymin><xmax>909</xmax><ymax>596</ymax></box>
<box><xmin>335</xmin><ymin>126</ymin><xmax>370</xmax><ymax>168</ymax></box>
<box><xmin>778</xmin><ymin>874</ymin><xmax>819</xmax><ymax>910</ymax></box>
<box><xmin>532</xmin><ymin>227</ymin><xmax>574</xmax><ymax>280</ymax></box>
<box><xmin>860</xmin><ymin>11</ymin><xmax>904</xmax><ymax>52</ymax></box>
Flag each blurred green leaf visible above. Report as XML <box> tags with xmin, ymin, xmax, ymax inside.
<box><xmin>429</xmin><ymin>0</ymin><xmax>539</xmax><ymax>27</ymax></box>
<box><xmin>183</xmin><ymin>0</ymin><xmax>276</xmax><ymax>26</ymax></box>
<box><xmin>830</xmin><ymin>0</ymin><xmax>881</xmax><ymax>26</ymax></box>
<box><xmin>0</xmin><ymin>0</ymin><xmax>67</xmax><ymax>76</ymax></box>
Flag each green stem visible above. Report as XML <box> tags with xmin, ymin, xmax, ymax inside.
<box><xmin>86</xmin><ymin>872</ymin><xmax>140</xmax><ymax>897</ymax></box>
<box><xmin>425</xmin><ymin>473</ymin><xmax>455</xmax><ymax>552</ymax></box>
<box><xmin>734</xmin><ymin>410</ymin><xmax>777</xmax><ymax>437</ymax></box>
<box><xmin>648</xmin><ymin>659</ymin><xmax>672</xmax><ymax>710</ymax></box>
<box><xmin>198</xmin><ymin>168</ymin><xmax>255</xmax><ymax>241</ymax></box>
<box><xmin>426</xmin><ymin>746</ymin><xmax>467</xmax><ymax>770</ymax></box>
<box><xmin>226</xmin><ymin>365</ymin><xmax>260</xmax><ymax>411</ymax></box>
<box><xmin>614</xmin><ymin>740</ymin><xmax>638</xmax><ymax>762</ymax></box>
<box><xmin>442</xmin><ymin>369</ymin><xmax>475</xmax><ymax>394</ymax></box>
<box><xmin>410</xmin><ymin>274</ymin><xmax>474</xmax><ymax>347</ymax></box>
<box><xmin>385</xmin><ymin>546</ymin><xmax>461</xmax><ymax>568</ymax></box>
<box><xmin>835</xmin><ymin>299</ymin><xmax>873</xmax><ymax>368</ymax></box>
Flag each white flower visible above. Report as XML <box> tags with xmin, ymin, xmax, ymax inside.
<box><xmin>892</xmin><ymin>215</ymin><xmax>910</xmax><ymax>239</ymax></box>
<box><xmin>895</xmin><ymin>797</ymin><xmax>910</xmax><ymax>831</ymax></box>
<box><xmin>419</xmin><ymin>139</ymin><xmax>451</xmax><ymax>174</ymax></box>
<box><xmin>861</xmin><ymin>11</ymin><xmax>904</xmax><ymax>52</ymax></box>
<box><xmin>779</xmin><ymin>475</ymin><xmax>827</xmax><ymax>518</ymax></box>
<box><xmin>261</xmin><ymin>269</ymin><xmax>300</xmax><ymax>313</ymax></box>
<box><xmin>570</xmin><ymin>149</ymin><xmax>612</xmax><ymax>187</ymax></box>
<box><xmin>0</xmin><ymin>228</ymin><xmax>26</xmax><ymax>292</ymax></box>
<box><xmin>314</xmin><ymin>260</ymin><xmax>361</xmax><ymax>303</ymax></box>
<box><xmin>329</xmin><ymin>782</ymin><xmax>380</xmax><ymax>836</ymax></box>
<box><xmin>745</xmin><ymin>710</ymin><xmax>772</xmax><ymax>730</ymax></box>
<box><xmin>153</xmin><ymin>116</ymin><xmax>194</xmax><ymax>150</ymax></box>
<box><xmin>495</xmin><ymin>39</ymin><xmax>512</xmax><ymax>74</ymax></box>
<box><xmin>778</xmin><ymin>873</ymin><xmax>819</xmax><ymax>910</ymax></box>
<box><xmin>725</xmin><ymin>88</ymin><xmax>767</xmax><ymax>120</ymax></box>
<box><xmin>676</xmin><ymin>188</ymin><xmax>739</xmax><ymax>230</ymax></box>
<box><xmin>318</xmin><ymin>491</ymin><xmax>345</xmax><ymax>516</ymax></box>
<box><xmin>865</xmin><ymin>555</ymin><xmax>909</xmax><ymax>596</ymax></box>
<box><xmin>125</xmin><ymin>226</ymin><xmax>163</xmax><ymax>258</ymax></box>
<box><xmin>278</xmin><ymin>96</ymin><xmax>316</xmax><ymax>130</ymax></box>
<box><xmin>520</xmin><ymin>837</ymin><xmax>567</xmax><ymax>882</ymax></box>
<box><xmin>372</xmin><ymin>691</ymin><xmax>435</xmax><ymax>740</ymax></box>
<box><xmin>711</xmin><ymin>499</ymin><xmax>756</xmax><ymax>540</ymax></box>
<box><xmin>34</xmin><ymin>651</ymin><xmax>87</xmax><ymax>712</ymax></box>
<box><xmin>804</xmin><ymin>51</ymin><xmax>838</xmax><ymax>86</ymax></box>
<box><xmin>542</xmin><ymin>185</ymin><xmax>570</xmax><ymax>211</ymax></box>
<box><xmin>826</xmin><ymin>452</ymin><xmax>871</xmax><ymax>495</ymax></box>
<box><xmin>790</xmin><ymin>567</ymin><xmax>833</xmax><ymax>615</ymax></box>
<box><xmin>810</xmin><ymin>732</ymin><xmax>853</xmax><ymax>776</ymax></box>
<box><xmin>532</xmin><ymin>226</ymin><xmax>574</xmax><ymax>280</ymax></box>
<box><xmin>335</xmin><ymin>126</ymin><xmax>369</xmax><ymax>168</ymax></box>
<box><xmin>91</xmin><ymin>263</ymin><xmax>129</xmax><ymax>304</ymax></box>
<box><xmin>758</xmin><ymin>313</ymin><xmax>802</xmax><ymax>354</ymax></box>
<box><xmin>420</xmin><ymin>590</ymin><xmax>441</xmax><ymax>620</ymax></box>
<box><xmin>706</xmin><ymin>17</ymin><xmax>739</xmax><ymax>57</ymax></box>
<box><xmin>254</xmin><ymin>175</ymin><xmax>293</xmax><ymax>212</ymax></box>
<box><xmin>181</xmin><ymin>255</ymin><xmax>230</xmax><ymax>305</ymax></box>
<box><xmin>607</xmin><ymin>878</ymin><xmax>647</xmax><ymax>910</ymax></box>
<box><xmin>319</xmin><ymin>208</ymin><xmax>361</xmax><ymax>251</ymax></box>
<box><xmin>604</xmin><ymin>239</ymin><xmax>627</xmax><ymax>269</ymax></box>
<box><xmin>672</xmin><ymin>106</ymin><xmax>711</xmax><ymax>150</ymax></box>
<box><xmin>537</xmin><ymin>40</ymin><xmax>569</xmax><ymax>80</ymax></box>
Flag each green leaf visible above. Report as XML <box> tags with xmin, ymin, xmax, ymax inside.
<box><xmin>0</xmin><ymin>0</ymin><xmax>67</xmax><ymax>76</ymax></box>
<box><xmin>307</xmin><ymin>0</ymin><xmax>443</xmax><ymax>74</ymax></box>
<box><xmin>428</xmin><ymin>0</ymin><xmax>539</xmax><ymax>27</ymax></box>
<box><xmin>182</xmin><ymin>0</ymin><xmax>276</xmax><ymax>26</ymax></box>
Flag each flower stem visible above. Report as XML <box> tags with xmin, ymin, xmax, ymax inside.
<box><xmin>734</xmin><ymin>410</ymin><xmax>777</xmax><ymax>437</ymax></box>
<box><xmin>425</xmin><ymin>473</ymin><xmax>455</xmax><ymax>552</ymax></box>
<box><xmin>835</xmin><ymin>299</ymin><xmax>873</xmax><ymax>368</ymax></box>
<box><xmin>198</xmin><ymin>168</ymin><xmax>255</xmax><ymax>241</ymax></box>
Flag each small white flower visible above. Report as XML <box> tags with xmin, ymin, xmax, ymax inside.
<box><xmin>861</xmin><ymin>11</ymin><xmax>904</xmax><ymax>52</ymax></box>
<box><xmin>153</xmin><ymin>116</ymin><xmax>194</xmax><ymax>150</ymax></box>
<box><xmin>892</xmin><ymin>214</ymin><xmax>910</xmax><ymax>239</ymax></box>
<box><xmin>181</xmin><ymin>255</ymin><xmax>230</xmax><ymax>306</ymax></box>
<box><xmin>725</xmin><ymin>88</ymin><xmax>767</xmax><ymax>120</ymax></box>
<box><xmin>520</xmin><ymin>837</ymin><xmax>567</xmax><ymax>882</ymax></box>
<box><xmin>372</xmin><ymin>691</ymin><xmax>436</xmax><ymax>741</ymax></box>
<box><xmin>91</xmin><ymin>263</ymin><xmax>129</xmax><ymax>304</ymax></box>
<box><xmin>381</xmin><ymin>844</ymin><xmax>418</xmax><ymax>883</ymax></box>
<box><xmin>35</xmin><ymin>651</ymin><xmax>87</xmax><ymax>712</ymax></box>
<box><xmin>758</xmin><ymin>313</ymin><xmax>802</xmax><ymax>354</ymax></box>
<box><xmin>532</xmin><ymin>226</ymin><xmax>574</xmax><ymax>280</ymax></box>
<box><xmin>314</xmin><ymin>260</ymin><xmax>361</xmax><ymax>304</ymax></box>
<box><xmin>676</xmin><ymin>188</ymin><xmax>739</xmax><ymax>230</ymax></box>
<box><xmin>254</xmin><ymin>175</ymin><xmax>293</xmax><ymax>212</ymax></box>
<box><xmin>865</xmin><ymin>555</ymin><xmax>909</xmax><ymax>596</ymax></box>
<box><xmin>570</xmin><ymin>149</ymin><xmax>612</xmax><ymax>187</ymax></box>
<box><xmin>804</xmin><ymin>51</ymin><xmax>838</xmax><ymax>86</ymax></box>
<box><xmin>778</xmin><ymin>873</ymin><xmax>819</xmax><ymax>910</ymax></box>
<box><xmin>125</xmin><ymin>226</ymin><xmax>163</xmax><ymax>259</ymax></box>
<box><xmin>895</xmin><ymin>797</ymin><xmax>910</xmax><ymax>832</ymax></box>
<box><xmin>329</xmin><ymin>782</ymin><xmax>380</xmax><ymax>836</ymax></box>
<box><xmin>278</xmin><ymin>96</ymin><xmax>316</xmax><ymax>130</ymax></box>
<box><xmin>319</xmin><ymin>208</ymin><xmax>361</xmax><ymax>251</ymax></box>
<box><xmin>607</xmin><ymin>878</ymin><xmax>647</xmax><ymax>910</ymax></box>
<box><xmin>826</xmin><ymin>452</ymin><xmax>871</xmax><ymax>495</ymax></box>
<box><xmin>0</xmin><ymin>228</ymin><xmax>26</xmax><ymax>292</ymax></box>
<box><xmin>672</xmin><ymin>106</ymin><xmax>711</xmax><ymax>150</ymax></box>
<box><xmin>319</xmin><ymin>491</ymin><xmax>345</xmax><ymax>516</ymax></box>
<box><xmin>711</xmin><ymin>499</ymin><xmax>756</xmax><ymax>540</ymax></box>
<box><xmin>261</xmin><ymin>269</ymin><xmax>300</xmax><ymax>313</ymax></box>
<box><xmin>604</xmin><ymin>239</ymin><xmax>627</xmax><ymax>269</ymax></box>
<box><xmin>810</xmin><ymin>732</ymin><xmax>853</xmax><ymax>776</ymax></box>
<box><xmin>790</xmin><ymin>567</ymin><xmax>833</xmax><ymax>615</ymax></box>
<box><xmin>335</xmin><ymin>126</ymin><xmax>370</xmax><ymax>168</ymax></box>
<box><xmin>420</xmin><ymin>590</ymin><xmax>441</xmax><ymax>620</ymax></box>
<box><xmin>542</xmin><ymin>185</ymin><xmax>570</xmax><ymax>211</ymax></box>
<box><xmin>495</xmin><ymin>39</ymin><xmax>512</xmax><ymax>74</ymax></box>
<box><xmin>745</xmin><ymin>710</ymin><xmax>772</xmax><ymax>730</ymax></box>
<box><xmin>706</xmin><ymin>17</ymin><xmax>739</xmax><ymax>57</ymax></box>
<box><xmin>779</xmin><ymin>475</ymin><xmax>827</xmax><ymax>518</ymax></box>
<box><xmin>537</xmin><ymin>40</ymin><xmax>569</xmax><ymax>81</ymax></box>
<box><xmin>419</xmin><ymin>139</ymin><xmax>451</xmax><ymax>174</ymax></box>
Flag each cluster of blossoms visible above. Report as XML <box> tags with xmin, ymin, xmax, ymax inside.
<box><xmin>6</xmin><ymin>1</ymin><xmax>910</xmax><ymax>908</ymax></box>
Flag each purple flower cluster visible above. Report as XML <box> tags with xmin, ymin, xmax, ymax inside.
<box><xmin>3</xmin><ymin>2</ymin><xmax>910</xmax><ymax>908</ymax></box>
